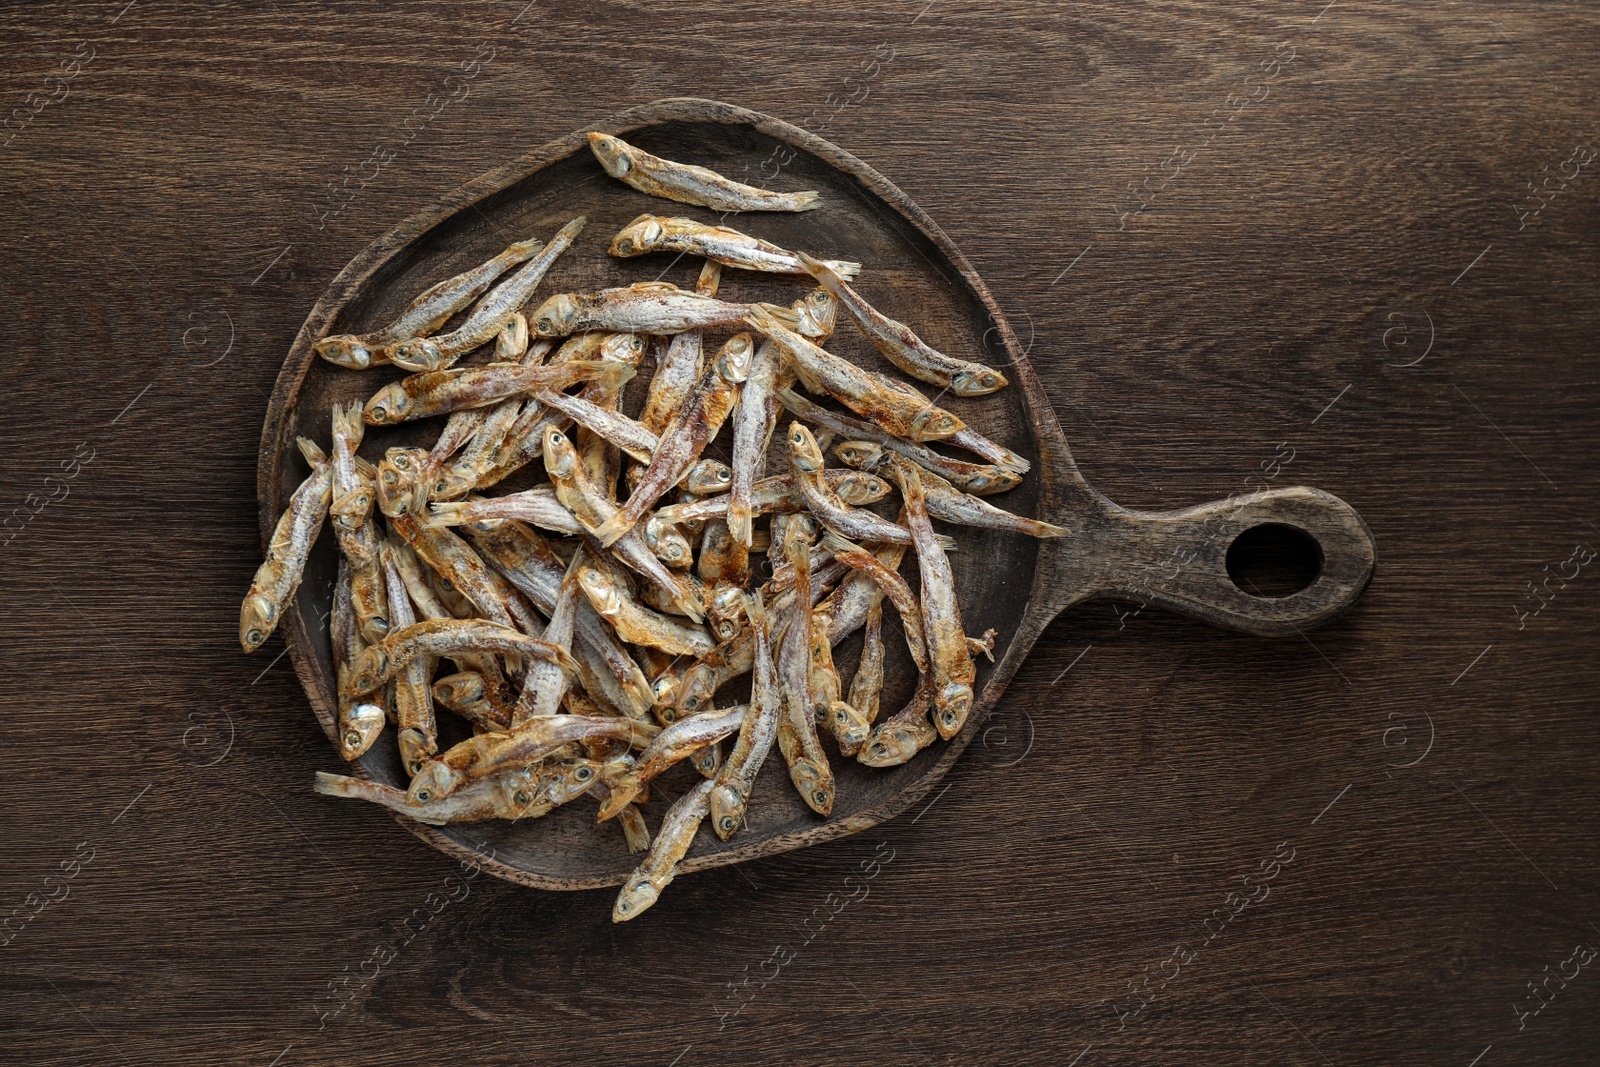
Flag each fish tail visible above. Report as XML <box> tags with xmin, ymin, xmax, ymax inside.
<box><xmin>423</xmin><ymin>502</ymin><xmax>466</xmax><ymax>528</ymax></box>
<box><xmin>591</xmin><ymin>511</ymin><xmax>632</xmax><ymax>548</ymax></box>
<box><xmin>313</xmin><ymin>771</ymin><xmax>359</xmax><ymax>797</ymax></box>
<box><xmin>1033</xmin><ymin>519</ymin><xmax>1070</xmax><ymax>538</ymax></box>
<box><xmin>726</xmin><ymin>508</ymin><xmax>752</xmax><ymax>547</ymax></box>
<box><xmin>596</xmin><ymin>775</ymin><xmax>637</xmax><ymax>822</ymax></box>
<box><xmin>825</xmin><ymin>259</ymin><xmax>863</xmax><ymax>281</ymax></box>
<box><xmin>749</xmin><ymin>302</ymin><xmax>801</xmax><ymax>331</ymax></box>
<box><xmin>788</xmin><ymin>190</ymin><xmax>821</xmax><ymax>211</ymax></box>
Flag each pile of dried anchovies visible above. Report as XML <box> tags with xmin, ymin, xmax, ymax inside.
<box><xmin>241</xmin><ymin>132</ymin><xmax>1065</xmax><ymax>920</ymax></box>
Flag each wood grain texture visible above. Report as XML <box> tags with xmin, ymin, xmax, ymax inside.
<box><xmin>1</xmin><ymin>2</ymin><xmax>1596</xmax><ymax>1065</ymax></box>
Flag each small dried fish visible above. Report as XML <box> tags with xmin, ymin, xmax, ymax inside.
<box><xmin>542</xmin><ymin>425</ymin><xmax>705</xmax><ymax>621</ymax></box>
<box><xmin>577</xmin><ymin>562</ymin><xmax>716</xmax><ymax>658</ymax></box>
<box><xmin>594</xmin><ymin>333</ymin><xmax>753</xmax><ymax>548</ymax></box>
<box><xmin>330</xmin><ymin>404</ymin><xmax>390</xmax><ymax>644</ymax></box>
<box><xmin>945</xmin><ymin>425</ymin><xmax>1032</xmax><ymax>476</ymax></box>
<box><xmin>709</xmin><ymin>593</ymin><xmax>781</xmax><ymax>838</ymax></box>
<box><xmin>846</xmin><ymin>599</ymin><xmax>886</xmax><ymax>726</ymax></box>
<box><xmin>381</xmin><ymin>546</ymin><xmax>437</xmax><ymax>775</ymax></box>
<box><xmin>529</xmin><ymin>283</ymin><xmax>798</xmax><ymax>339</ymax></box>
<box><xmin>778</xmin><ymin>387</ymin><xmax>1019</xmax><ymax>495</ymax></box>
<box><xmin>895</xmin><ymin>463</ymin><xmax>976</xmax><ymax>740</ymax></box>
<box><xmin>314</xmin><ymin>767</ymin><xmax>547</xmax><ymax>824</ymax></box>
<box><xmin>597</xmin><ymin>703</ymin><xmax>746</xmax><ymax>819</ymax></box>
<box><xmin>727</xmin><ymin>338</ymin><xmax>783</xmax><ymax>547</ymax></box>
<box><xmin>428</xmin><ymin>486</ymin><xmax>581</xmax><ymax>536</ymax></box>
<box><xmin>639</xmin><ymin>260</ymin><xmax>720</xmax><ymax>435</ymax></box>
<box><xmin>682</xmin><ymin>458</ymin><xmax>733</xmax><ymax>496</ymax></box>
<box><xmin>391</xmin><ymin>216</ymin><xmax>586</xmax><ymax>371</ymax></box>
<box><xmin>835</xmin><ymin>443</ymin><xmax>1066</xmax><ymax>538</ymax></box>
<box><xmin>512</xmin><ymin>551</ymin><xmax>582</xmax><ymax>723</ymax></box>
<box><xmin>240</xmin><ymin>438</ymin><xmax>331</xmax><ymax>652</ymax></box>
<box><xmin>408</xmin><ymin>714</ymin><xmax>657</xmax><ymax>804</ymax></box>
<box><xmin>748</xmin><ymin>306</ymin><xmax>963</xmax><ymax>443</ymax></box>
<box><xmin>776</xmin><ymin>536</ymin><xmax>834</xmax><ymax>815</ymax></box>
<box><xmin>533</xmin><ymin>387</ymin><xmax>660</xmax><ymax>465</ymax></box>
<box><xmin>588</xmin><ymin>132</ymin><xmax>820</xmax><ymax>213</ymax></box>
<box><xmin>345</xmin><ymin>619</ymin><xmax>575</xmax><ymax>697</ymax></box>
<box><xmin>363</xmin><ymin>359</ymin><xmax>633</xmax><ymax>425</ymax></box>
<box><xmin>794</xmin><ymin>251</ymin><xmax>1008</xmax><ymax>396</ymax></box>
<box><xmin>819</xmin><ymin>533</ymin><xmax>931</xmax><ymax>679</ymax></box>
<box><xmin>655</xmin><ymin>470</ymin><xmax>890</xmax><ymax>527</ymax></box>
<box><xmin>315</xmin><ymin>234</ymin><xmax>546</xmax><ymax>369</ymax></box>
<box><xmin>332</xmin><ymin>560</ymin><xmax>386</xmax><ymax>759</ymax></box>
<box><xmin>611</xmin><ymin>776</ymin><xmax>717</xmax><ymax>922</ymax></box>
<box><xmin>610</xmin><ymin>215</ymin><xmax>860</xmax><ymax>279</ymax></box>
<box><xmin>786</xmin><ymin>421</ymin><xmax>912</xmax><ymax>545</ymax></box>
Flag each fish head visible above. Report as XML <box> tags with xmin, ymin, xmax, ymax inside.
<box><xmin>612</xmin><ymin>877</ymin><xmax>660</xmax><ymax>922</ymax></box>
<box><xmin>358</xmin><ymin>614</ymin><xmax>390</xmax><ymax>646</ymax></box>
<box><xmin>337</xmin><ymin>702</ymin><xmax>386</xmax><ymax>760</ymax></box>
<box><xmin>344</xmin><ymin>646</ymin><xmax>388</xmax><ymax>698</ymax></box>
<box><xmin>645</xmin><ymin>516</ymin><xmax>693</xmax><ymax>569</ymax></box>
<box><xmin>405</xmin><ymin>760</ymin><xmax>459</xmax><ymax>805</ymax></box>
<box><xmin>587</xmin><ymin>132</ymin><xmax>633</xmax><ymax>177</ymax></box>
<box><xmin>857</xmin><ymin>721</ymin><xmax>931</xmax><ymax>768</ymax></box>
<box><xmin>540</xmin><ymin>427</ymin><xmax>578</xmax><ymax>480</ymax></box>
<box><xmin>714</xmin><ymin>333</ymin><xmax>755</xmax><ymax>384</ymax></box>
<box><xmin>650</xmin><ymin>672</ymin><xmax>679</xmax><ymax>709</ymax></box>
<box><xmin>431</xmin><ymin>672</ymin><xmax>486</xmax><ymax>710</ymax></box>
<box><xmin>375</xmin><ymin>448</ymin><xmax>425</xmax><ymax>517</ymax></box>
<box><xmin>791</xmin><ymin>758</ymin><xmax>834</xmax><ymax>815</ymax></box>
<box><xmin>608</xmin><ymin>214</ymin><xmax>664</xmax><ymax>257</ymax></box>
<box><xmin>577</xmin><ymin>566</ymin><xmax>623</xmax><ymax>616</ymax></box>
<box><xmin>693</xmin><ymin>743</ymin><xmax>720</xmax><ymax>777</ymax></box>
<box><xmin>330</xmin><ymin>487</ymin><xmax>373</xmax><ymax>530</ymax></box>
<box><xmin>396</xmin><ymin>728</ymin><xmax>436</xmax><ymax>778</ymax></box>
<box><xmin>952</xmin><ymin>367</ymin><xmax>1009</xmax><ymax>396</ymax></box>
<box><xmin>601</xmin><ymin>331</ymin><xmax>647</xmax><ymax>365</ymax></box>
<box><xmin>315</xmin><ymin>335</ymin><xmax>375</xmax><ymax>370</ymax></box>
<box><xmin>431</xmin><ymin>464</ymin><xmax>475</xmax><ymax>501</ymax></box>
<box><xmin>793</xmin><ymin>288</ymin><xmax>839</xmax><ymax>339</ymax></box>
<box><xmin>933</xmin><ymin>682</ymin><xmax>975</xmax><ymax>740</ymax></box>
<box><xmin>497</xmin><ymin>769</ymin><xmax>542</xmax><ymax>814</ymax></box>
<box><xmin>786</xmin><ymin>421</ymin><xmax>826</xmax><ymax>473</ymax></box>
<box><xmin>675</xmin><ymin>663</ymin><xmax>716</xmax><ymax>717</ymax></box>
<box><xmin>828</xmin><ymin>700</ymin><xmax>871</xmax><ymax>750</ymax></box>
<box><xmin>963</xmin><ymin>468</ymin><xmax>1021</xmax><ymax>495</ymax></box>
<box><xmin>390</xmin><ymin>338</ymin><xmax>444</xmax><ymax>372</ymax></box>
<box><xmin>530</xmin><ymin>294</ymin><xmax>580</xmax><ymax>337</ymax></box>
<box><xmin>832</xmin><ymin>440</ymin><xmax>886</xmax><ymax>471</ymax></box>
<box><xmin>545</xmin><ymin>759</ymin><xmax>601</xmax><ymax>805</ymax></box>
<box><xmin>909</xmin><ymin>407</ymin><xmax>962</xmax><ymax>441</ymax></box>
<box><xmin>239</xmin><ymin>594</ymin><xmax>278</xmax><ymax>652</ymax></box>
<box><xmin>708</xmin><ymin>585</ymin><xmax>747</xmax><ymax>642</ymax></box>
<box><xmin>835</xmin><ymin>472</ymin><xmax>891</xmax><ymax>506</ymax></box>
<box><xmin>684</xmin><ymin>459</ymin><xmax>732</xmax><ymax>495</ymax></box>
<box><xmin>708</xmin><ymin>783</ymin><xmax>747</xmax><ymax>840</ymax></box>
<box><xmin>362</xmin><ymin>383</ymin><xmax>410</xmax><ymax>426</ymax></box>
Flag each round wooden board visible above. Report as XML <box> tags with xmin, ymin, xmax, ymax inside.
<box><xmin>259</xmin><ymin>99</ymin><xmax>1057</xmax><ymax>889</ymax></box>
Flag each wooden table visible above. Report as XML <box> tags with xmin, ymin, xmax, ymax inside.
<box><xmin>4</xmin><ymin>3</ymin><xmax>1596</xmax><ymax>1064</ymax></box>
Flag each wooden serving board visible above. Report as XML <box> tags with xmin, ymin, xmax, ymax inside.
<box><xmin>260</xmin><ymin>98</ymin><xmax>1376</xmax><ymax>890</ymax></box>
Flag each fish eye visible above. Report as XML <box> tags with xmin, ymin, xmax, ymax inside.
<box><xmin>835</xmin><ymin>708</ymin><xmax>848</xmax><ymax>723</ymax></box>
<box><xmin>371</xmin><ymin>404</ymin><xmax>387</xmax><ymax>420</ymax></box>
<box><xmin>616</xmin><ymin>239</ymin><xmax>632</xmax><ymax>254</ymax></box>
<box><xmin>246</xmin><ymin>629</ymin><xmax>263</xmax><ymax>644</ymax></box>
<box><xmin>720</xmin><ymin>815</ymin><xmax>735</xmax><ymax>831</ymax></box>
<box><xmin>513</xmin><ymin>789</ymin><xmax>532</xmax><ymax>805</ymax></box>
<box><xmin>575</xmin><ymin>766</ymin><xmax>594</xmax><ymax>781</ymax></box>
<box><xmin>813</xmin><ymin>790</ymin><xmax>830</xmax><ymax>806</ymax></box>
<box><xmin>661</xmin><ymin>709</ymin><xmax>678</xmax><ymax>723</ymax></box>
<box><xmin>343</xmin><ymin>730</ymin><xmax>361</xmax><ymax>747</ymax></box>
<box><xmin>408</xmin><ymin>760</ymin><xmax>425</xmax><ymax>776</ymax></box>
<box><xmin>414</xmin><ymin>788</ymin><xmax>432</xmax><ymax>803</ymax></box>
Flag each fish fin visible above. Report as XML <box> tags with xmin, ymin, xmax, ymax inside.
<box><xmin>422</xmin><ymin>502</ymin><xmax>464</xmax><ymax>528</ymax></box>
<box><xmin>313</xmin><ymin>771</ymin><xmax>357</xmax><ymax>797</ymax></box>
<box><xmin>591</xmin><ymin>511</ymin><xmax>632</xmax><ymax>548</ymax></box>
<box><xmin>1036</xmin><ymin>521</ymin><xmax>1070</xmax><ymax>538</ymax></box>
<box><xmin>788</xmin><ymin>190</ymin><xmax>821</xmax><ymax>211</ymax></box>
<box><xmin>748</xmin><ymin>302</ymin><xmax>802</xmax><ymax>331</ymax></box>
<box><xmin>824</xmin><ymin>259</ymin><xmax>862</xmax><ymax>281</ymax></box>
<box><xmin>726</xmin><ymin>509</ymin><xmax>752</xmax><ymax>547</ymax></box>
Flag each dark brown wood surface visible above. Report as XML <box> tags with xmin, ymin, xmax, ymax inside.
<box><xmin>3</xmin><ymin>2</ymin><xmax>1596</xmax><ymax>1064</ymax></box>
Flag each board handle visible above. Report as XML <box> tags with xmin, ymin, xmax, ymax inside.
<box><xmin>1080</xmin><ymin>486</ymin><xmax>1376</xmax><ymax>636</ymax></box>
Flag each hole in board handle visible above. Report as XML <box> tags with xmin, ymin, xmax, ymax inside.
<box><xmin>1225</xmin><ymin>523</ymin><xmax>1323</xmax><ymax>598</ymax></box>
